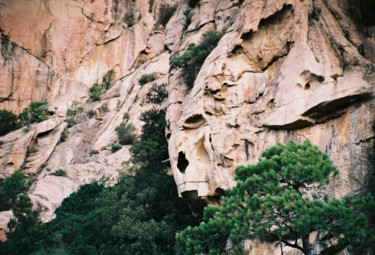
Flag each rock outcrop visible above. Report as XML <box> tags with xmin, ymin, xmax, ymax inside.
<box><xmin>0</xmin><ymin>0</ymin><xmax>374</xmax><ymax>253</ymax></box>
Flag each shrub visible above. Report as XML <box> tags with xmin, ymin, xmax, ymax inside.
<box><xmin>170</xmin><ymin>31</ymin><xmax>222</xmax><ymax>89</ymax></box>
<box><xmin>102</xmin><ymin>69</ymin><xmax>115</xmax><ymax>89</ymax></box>
<box><xmin>111</xmin><ymin>143</ymin><xmax>122</xmax><ymax>153</ymax></box>
<box><xmin>0</xmin><ymin>109</ymin><xmax>19</xmax><ymax>136</ymax></box>
<box><xmin>52</xmin><ymin>169</ymin><xmax>67</xmax><ymax>177</ymax></box>
<box><xmin>87</xmin><ymin>109</ymin><xmax>96</xmax><ymax>118</ymax></box>
<box><xmin>182</xmin><ymin>8</ymin><xmax>192</xmax><ymax>31</ymax></box>
<box><xmin>115</xmin><ymin>122</ymin><xmax>137</xmax><ymax>145</ymax></box>
<box><xmin>18</xmin><ymin>101</ymin><xmax>49</xmax><ymax>125</ymax></box>
<box><xmin>67</xmin><ymin>108</ymin><xmax>76</xmax><ymax>116</ymax></box>
<box><xmin>125</xmin><ymin>11</ymin><xmax>134</xmax><ymax>26</ymax></box>
<box><xmin>163</xmin><ymin>4</ymin><xmax>177</xmax><ymax>26</ymax></box>
<box><xmin>3</xmin><ymin>170</ymin><xmax>27</xmax><ymax>204</ymax></box>
<box><xmin>65</xmin><ymin>117</ymin><xmax>76</xmax><ymax>128</ymax></box>
<box><xmin>91</xmin><ymin>149</ymin><xmax>99</xmax><ymax>155</ymax></box>
<box><xmin>143</xmin><ymin>83</ymin><xmax>168</xmax><ymax>105</ymax></box>
<box><xmin>59</xmin><ymin>131</ymin><xmax>68</xmax><ymax>143</ymax></box>
<box><xmin>89</xmin><ymin>83</ymin><xmax>103</xmax><ymax>101</ymax></box>
<box><xmin>138</xmin><ymin>73</ymin><xmax>156</xmax><ymax>85</ymax></box>
<box><xmin>123</xmin><ymin>112</ymin><xmax>130</xmax><ymax>121</ymax></box>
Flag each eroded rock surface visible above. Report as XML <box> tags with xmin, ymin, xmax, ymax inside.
<box><xmin>0</xmin><ymin>0</ymin><xmax>374</xmax><ymax>253</ymax></box>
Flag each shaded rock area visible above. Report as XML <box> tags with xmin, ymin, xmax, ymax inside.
<box><xmin>0</xmin><ymin>0</ymin><xmax>374</xmax><ymax>253</ymax></box>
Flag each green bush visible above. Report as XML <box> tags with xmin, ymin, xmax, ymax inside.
<box><xmin>51</xmin><ymin>169</ymin><xmax>67</xmax><ymax>177</ymax></box>
<box><xmin>163</xmin><ymin>4</ymin><xmax>177</xmax><ymax>26</ymax></box>
<box><xmin>125</xmin><ymin>11</ymin><xmax>134</xmax><ymax>26</ymax></box>
<box><xmin>182</xmin><ymin>8</ymin><xmax>192</xmax><ymax>31</ymax></box>
<box><xmin>0</xmin><ymin>109</ymin><xmax>19</xmax><ymax>136</ymax></box>
<box><xmin>18</xmin><ymin>101</ymin><xmax>49</xmax><ymax>125</ymax></box>
<box><xmin>59</xmin><ymin>131</ymin><xmax>68</xmax><ymax>143</ymax></box>
<box><xmin>65</xmin><ymin>117</ymin><xmax>76</xmax><ymax>128</ymax></box>
<box><xmin>115</xmin><ymin>122</ymin><xmax>136</xmax><ymax>145</ymax></box>
<box><xmin>170</xmin><ymin>31</ymin><xmax>222</xmax><ymax>89</ymax></box>
<box><xmin>0</xmin><ymin>170</ymin><xmax>28</xmax><ymax>211</ymax></box>
<box><xmin>89</xmin><ymin>83</ymin><xmax>103</xmax><ymax>101</ymax></box>
<box><xmin>177</xmin><ymin>141</ymin><xmax>375</xmax><ymax>254</ymax></box>
<box><xmin>123</xmin><ymin>112</ymin><xmax>130</xmax><ymax>121</ymax></box>
<box><xmin>143</xmin><ymin>83</ymin><xmax>168</xmax><ymax>105</ymax></box>
<box><xmin>87</xmin><ymin>109</ymin><xmax>96</xmax><ymax>118</ymax></box>
<box><xmin>138</xmin><ymin>73</ymin><xmax>156</xmax><ymax>85</ymax></box>
<box><xmin>66</xmin><ymin>108</ymin><xmax>76</xmax><ymax>116</ymax></box>
<box><xmin>111</xmin><ymin>143</ymin><xmax>122</xmax><ymax>153</ymax></box>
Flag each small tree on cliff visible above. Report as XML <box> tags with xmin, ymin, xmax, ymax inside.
<box><xmin>176</xmin><ymin>140</ymin><xmax>375</xmax><ymax>255</ymax></box>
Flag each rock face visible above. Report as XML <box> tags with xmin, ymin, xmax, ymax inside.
<box><xmin>0</xmin><ymin>0</ymin><xmax>374</xmax><ymax>253</ymax></box>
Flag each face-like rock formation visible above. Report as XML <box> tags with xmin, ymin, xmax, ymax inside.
<box><xmin>166</xmin><ymin>0</ymin><xmax>375</xmax><ymax>212</ymax></box>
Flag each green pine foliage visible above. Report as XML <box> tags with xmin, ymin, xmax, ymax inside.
<box><xmin>0</xmin><ymin>171</ymin><xmax>28</xmax><ymax>211</ymax></box>
<box><xmin>163</xmin><ymin>5</ymin><xmax>177</xmax><ymax>26</ymax></box>
<box><xmin>18</xmin><ymin>101</ymin><xmax>49</xmax><ymax>126</ymax></box>
<box><xmin>360</xmin><ymin>0</ymin><xmax>375</xmax><ymax>26</ymax></box>
<box><xmin>176</xmin><ymin>140</ymin><xmax>375</xmax><ymax>255</ymax></box>
<box><xmin>111</xmin><ymin>143</ymin><xmax>122</xmax><ymax>153</ymax></box>
<box><xmin>0</xmin><ymin>110</ymin><xmax>19</xmax><ymax>136</ymax></box>
<box><xmin>170</xmin><ymin>31</ymin><xmax>222</xmax><ymax>89</ymax></box>
<box><xmin>188</xmin><ymin>0</ymin><xmax>199</xmax><ymax>8</ymax></box>
<box><xmin>142</xmin><ymin>83</ymin><xmax>168</xmax><ymax>105</ymax></box>
<box><xmin>0</xmin><ymin>108</ymin><xmax>198</xmax><ymax>255</ymax></box>
<box><xmin>115</xmin><ymin>122</ymin><xmax>137</xmax><ymax>145</ymax></box>
<box><xmin>89</xmin><ymin>83</ymin><xmax>103</xmax><ymax>102</ymax></box>
<box><xmin>138</xmin><ymin>73</ymin><xmax>156</xmax><ymax>85</ymax></box>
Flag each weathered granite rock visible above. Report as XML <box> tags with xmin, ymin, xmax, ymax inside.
<box><xmin>0</xmin><ymin>0</ymin><xmax>374</xmax><ymax>253</ymax></box>
<box><xmin>166</xmin><ymin>0</ymin><xmax>375</xmax><ymax>215</ymax></box>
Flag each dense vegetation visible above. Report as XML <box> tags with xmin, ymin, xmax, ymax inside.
<box><xmin>176</xmin><ymin>141</ymin><xmax>375</xmax><ymax>255</ymax></box>
<box><xmin>170</xmin><ymin>31</ymin><xmax>222</xmax><ymax>89</ymax></box>
<box><xmin>0</xmin><ymin>171</ymin><xmax>28</xmax><ymax>211</ymax></box>
<box><xmin>115</xmin><ymin>122</ymin><xmax>136</xmax><ymax>145</ymax></box>
<box><xmin>0</xmin><ymin>89</ymin><xmax>198</xmax><ymax>254</ymax></box>
<box><xmin>142</xmin><ymin>83</ymin><xmax>168</xmax><ymax>105</ymax></box>
<box><xmin>0</xmin><ymin>101</ymin><xmax>50</xmax><ymax>136</ymax></box>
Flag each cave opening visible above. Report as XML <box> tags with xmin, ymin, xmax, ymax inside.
<box><xmin>177</xmin><ymin>152</ymin><xmax>189</xmax><ymax>173</ymax></box>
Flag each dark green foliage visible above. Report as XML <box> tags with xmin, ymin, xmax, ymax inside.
<box><xmin>187</xmin><ymin>0</ymin><xmax>199</xmax><ymax>8</ymax></box>
<box><xmin>102</xmin><ymin>69</ymin><xmax>115</xmax><ymax>89</ymax></box>
<box><xmin>111</xmin><ymin>143</ymin><xmax>122</xmax><ymax>153</ymax></box>
<box><xmin>170</xmin><ymin>31</ymin><xmax>222</xmax><ymax>89</ymax></box>
<box><xmin>182</xmin><ymin>8</ymin><xmax>192</xmax><ymax>31</ymax></box>
<box><xmin>59</xmin><ymin>132</ymin><xmax>68</xmax><ymax>143</ymax></box>
<box><xmin>65</xmin><ymin>117</ymin><xmax>76</xmax><ymax>128</ymax></box>
<box><xmin>87</xmin><ymin>109</ymin><xmax>96</xmax><ymax>118</ymax></box>
<box><xmin>0</xmin><ymin>110</ymin><xmax>19</xmax><ymax>136</ymax></box>
<box><xmin>115</xmin><ymin>122</ymin><xmax>136</xmax><ymax>145</ymax></box>
<box><xmin>143</xmin><ymin>83</ymin><xmax>168</xmax><ymax>105</ymax></box>
<box><xmin>18</xmin><ymin>101</ymin><xmax>49</xmax><ymax>126</ymax></box>
<box><xmin>51</xmin><ymin>169</ymin><xmax>67</xmax><ymax>177</ymax></box>
<box><xmin>0</xmin><ymin>194</ymin><xmax>42</xmax><ymax>255</ymax></box>
<box><xmin>177</xmin><ymin>141</ymin><xmax>375</xmax><ymax>255</ymax></box>
<box><xmin>138</xmin><ymin>73</ymin><xmax>156</xmax><ymax>85</ymax></box>
<box><xmin>163</xmin><ymin>4</ymin><xmax>177</xmax><ymax>26</ymax></box>
<box><xmin>360</xmin><ymin>0</ymin><xmax>375</xmax><ymax>26</ymax></box>
<box><xmin>125</xmin><ymin>11</ymin><xmax>134</xmax><ymax>26</ymax></box>
<box><xmin>89</xmin><ymin>83</ymin><xmax>103</xmax><ymax>101</ymax></box>
<box><xmin>0</xmin><ymin>107</ymin><xmax>198</xmax><ymax>255</ymax></box>
<box><xmin>0</xmin><ymin>171</ymin><xmax>28</xmax><ymax>211</ymax></box>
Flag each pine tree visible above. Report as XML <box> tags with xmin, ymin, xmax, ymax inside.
<box><xmin>176</xmin><ymin>140</ymin><xmax>375</xmax><ymax>255</ymax></box>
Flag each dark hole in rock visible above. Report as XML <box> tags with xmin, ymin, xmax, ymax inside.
<box><xmin>184</xmin><ymin>114</ymin><xmax>205</xmax><ymax>129</ymax></box>
<box><xmin>182</xmin><ymin>190</ymin><xmax>207</xmax><ymax>216</ymax></box>
<box><xmin>305</xmin><ymin>82</ymin><xmax>310</xmax><ymax>89</ymax></box>
<box><xmin>177</xmin><ymin>152</ymin><xmax>189</xmax><ymax>173</ymax></box>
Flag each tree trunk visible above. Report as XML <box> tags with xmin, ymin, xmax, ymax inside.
<box><xmin>302</xmin><ymin>234</ymin><xmax>311</xmax><ymax>255</ymax></box>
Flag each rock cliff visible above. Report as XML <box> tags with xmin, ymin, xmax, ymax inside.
<box><xmin>0</xmin><ymin>0</ymin><xmax>374</xmax><ymax>253</ymax></box>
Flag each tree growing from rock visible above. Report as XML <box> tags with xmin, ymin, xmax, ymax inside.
<box><xmin>176</xmin><ymin>140</ymin><xmax>375</xmax><ymax>255</ymax></box>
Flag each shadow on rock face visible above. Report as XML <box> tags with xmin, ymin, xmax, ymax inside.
<box><xmin>182</xmin><ymin>188</ymin><xmax>225</xmax><ymax>216</ymax></box>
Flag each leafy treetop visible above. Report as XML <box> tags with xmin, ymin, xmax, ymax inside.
<box><xmin>176</xmin><ymin>140</ymin><xmax>375</xmax><ymax>255</ymax></box>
